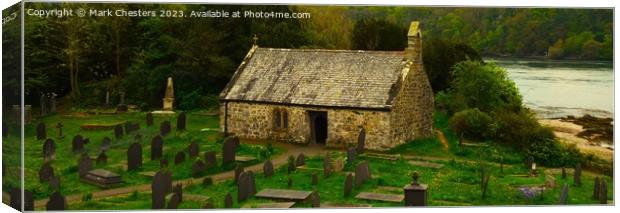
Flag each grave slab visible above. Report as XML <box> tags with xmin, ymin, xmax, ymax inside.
<box><xmin>355</xmin><ymin>192</ymin><xmax>404</xmax><ymax>203</ymax></box>
<box><xmin>256</xmin><ymin>202</ymin><xmax>296</xmax><ymax>208</ymax></box>
<box><xmin>408</xmin><ymin>160</ymin><xmax>444</xmax><ymax>169</ymax></box>
<box><xmin>255</xmin><ymin>188</ymin><xmax>313</xmax><ymax>202</ymax></box>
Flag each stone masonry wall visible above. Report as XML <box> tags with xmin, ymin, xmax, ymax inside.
<box><xmin>220</xmin><ymin>102</ymin><xmax>394</xmax><ymax>150</ymax></box>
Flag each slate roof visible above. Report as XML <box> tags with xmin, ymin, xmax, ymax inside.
<box><xmin>220</xmin><ymin>47</ymin><xmax>407</xmax><ymax>109</ymax></box>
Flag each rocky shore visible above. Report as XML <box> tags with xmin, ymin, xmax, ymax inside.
<box><xmin>539</xmin><ymin>114</ymin><xmax>613</xmax><ymax>162</ymax></box>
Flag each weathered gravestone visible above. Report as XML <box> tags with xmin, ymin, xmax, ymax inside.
<box><xmin>114</xmin><ymin>124</ymin><xmax>124</xmax><ymax>139</ymax></box>
<box><xmin>334</xmin><ymin>157</ymin><xmax>345</xmax><ymax>172</ymax></box>
<box><xmin>160</xmin><ymin>121</ymin><xmax>171</xmax><ymax>136</ymax></box>
<box><xmin>323</xmin><ymin>153</ymin><xmax>333</xmax><ymax>177</ymax></box>
<box><xmin>97</xmin><ymin>151</ymin><xmax>108</xmax><ymax>165</ymax></box>
<box><xmin>177</xmin><ymin>112</ymin><xmax>186</xmax><ymax>131</ymax></box>
<box><xmin>78</xmin><ymin>154</ymin><xmax>93</xmax><ymax>177</ymax></box>
<box><xmin>404</xmin><ymin>171</ymin><xmax>428</xmax><ymax>206</ymax></box>
<box><xmin>173</xmin><ymin>183</ymin><xmax>183</xmax><ymax>202</ymax></box>
<box><xmin>151</xmin><ymin>135</ymin><xmax>163</xmax><ymax>160</ymax></box>
<box><xmin>152</xmin><ymin>170</ymin><xmax>173</xmax><ymax>209</ymax></box>
<box><xmin>344</xmin><ymin>173</ymin><xmax>353</xmax><ymax>197</ymax></box>
<box><xmin>204</xmin><ymin>151</ymin><xmax>217</xmax><ymax>168</ymax></box>
<box><xmin>174</xmin><ymin>151</ymin><xmax>186</xmax><ymax>165</ymax></box>
<box><xmin>72</xmin><ymin>134</ymin><xmax>85</xmax><ymax>153</ymax></box>
<box><xmin>296</xmin><ymin>153</ymin><xmax>306</xmax><ymax>166</ymax></box>
<box><xmin>192</xmin><ymin>160</ymin><xmax>207</xmax><ymax>177</ymax></box>
<box><xmin>224</xmin><ymin>193</ymin><xmax>233</xmax><ymax>208</ymax></box>
<box><xmin>36</xmin><ymin>122</ymin><xmax>46</xmax><ymax>140</ymax></box>
<box><xmin>347</xmin><ymin>147</ymin><xmax>356</xmax><ymax>165</ymax></box>
<box><xmin>311</xmin><ymin>173</ymin><xmax>318</xmax><ymax>185</ymax></box>
<box><xmin>593</xmin><ymin>177</ymin><xmax>600</xmax><ymax>199</ymax></box>
<box><xmin>574</xmin><ymin>163</ymin><xmax>582</xmax><ymax>186</ymax></box>
<box><xmin>355</xmin><ymin>161</ymin><xmax>372</xmax><ymax>187</ymax></box>
<box><xmin>49</xmin><ymin>176</ymin><xmax>61</xmax><ymax>190</ymax></box>
<box><xmin>237</xmin><ymin>171</ymin><xmax>256</xmax><ymax>202</ymax></box>
<box><xmin>146</xmin><ymin>112</ymin><xmax>153</xmax><ymax>127</ymax></box>
<box><xmin>287</xmin><ymin>155</ymin><xmax>296</xmax><ymax>174</ymax></box>
<box><xmin>56</xmin><ymin>122</ymin><xmax>64</xmax><ymax>138</ymax></box>
<box><xmin>310</xmin><ymin>191</ymin><xmax>320</xmax><ymax>207</ymax></box>
<box><xmin>46</xmin><ymin>191</ymin><xmax>67</xmax><ymax>210</ymax></box>
<box><xmin>599</xmin><ymin>179</ymin><xmax>607</xmax><ymax>204</ymax></box>
<box><xmin>234</xmin><ymin>165</ymin><xmax>245</xmax><ymax>183</ymax></box>
<box><xmin>222</xmin><ymin>136</ymin><xmax>239</xmax><ymax>164</ymax></box>
<box><xmin>10</xmin><ymin>189</ymin><xmax>35</xmax><ymax>211</ymax></box>
<box><xmin>559</xmin><ymin>183</ymin><xmax>569</xmax><ymax>204</ymax></box>
<box><xmin>39</xmin><ymin>162</ymin><xmax>54</xmax><ymax>182</ymax></box>
<box><xmin>188</xmin><ymin>140</ymin><xmax>199</xmax><ymax>158</ymax></box>
<box><xmin>101</xmin><ymin>137</ymin><xmax>111</xmax><ymax>150</ymax></box>
<box><xmin>357</xmin><ymin>128</ymin><xmax>366</xmax><ymax>153</ymax></box>
<box><xmin>263</xmin><ymin>160</ymin><xmax>274</xmax><ymax>178</ymax></box>
<box><xmin>167</xmin><ymin>193</ymin><xmax>181</xmax><ymax>209</ymax></box>
<box><xmin>43</xmin><ymin>138</ymin><xmax>56</xmax><ymax>160</ymax></box>
<box><xmin>127</xmin><ymin>142</ymin><xmax>143</xmax><ymax>171</ymax></box>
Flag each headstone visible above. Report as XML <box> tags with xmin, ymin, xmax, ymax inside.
<box><xmin>204</xmin><ymin>151</ymin><xmax>217</xmax><ymax>168</ymax></box>
<box><xmin>599</xmin><ymin>179</ymin><xmax>607</xmax><ymax>204</ymax></box>
<box><xmin>234</xmin><ymin>165</ymin><xmax>245</xmax><ymax>183</ymax></box>
<box><xmin>356</xmin><ymin>128</ymin><xmax>366</xmax><ymax>153</ymax></box>
<box><xmin>545</xmin><ymin>174</ymin><xmax>556</xmax><ymax>188</ymax></box>
<box><xmin>561</xmin><ymin>167</ymin><xmax>567</xmax><ymax>179</ymax></box>
<box><xmin>593</xmin><ymin>177</ymin><xmax>600</xmax><ymax>199</ymax></box>
<box><xmin>97</xmin><ymin>151</ymin><xmax>108</xmax><ymax>165</ymax></box>
<box><xmin>355</xmin><ymin>161</ymin><xmax>372</xmax><ymax>187</ymax></box>
<box><xmin>43</xmin><ymin>138</ymin><xmax>56</xmax><ymax>160</ymax></box>
<box><xmin>39</xmin><ymin>162</ymin><xmax>54</xmax><ymax>182</ymax></box>
<box><xmin>222</xmin><ymin>137</ymin><xmax>238</xmax><ymax>164</ymax></box>
<box><xmin>263</xmin><ymin>160</ymin><xmax>274</xmax><ymax>177</ymax></box>
<box><xmin>56</xmin><ymin>122</ymin><xmax>64</xmax><ymax>138</ymax></box>
<box><xmin>177</xmin><ymin>112</ymin><xmax>186</xmax><ymax>131</ymax></box>
<box><xmin>311</xmin><ymin>191</ymin><xmax>320</xmax><ymax>207</ymax></box>
<box><xmin>78</xmin><ymin>154</ymin><xmax>93</xmax><ymax>177</ymax></box>
<box><xmin>237</xmin><ymin>171</ymin><xmax>256</xmax><ymax>202</ymax></box>
<box><xmin>163</xmin><ymin>77</ymin><xmax>175</xmax><ymax>111</ymax></box>
<box><xmin>167</xmin><ymin>193</ymin><xmax>180</xmax><ymax>209</ymax></box>
<box><xmin>72</xmin><ymin>134</ymin><xmax>85</xmax><ymax>153</ymax></box>
<box><xmin>114</xmin><ymin>124</ymin><xmax>123</xmax><ymax>139</ymax></box>
<box><xmin>287</xmin><ymin>155</ymin><xmax>296</xmax><ymax>174</ymax></box>
<box><xmin>192</xmin><ymin>160</ymin><xmax>207</xmax><ymax>177</ymax></box>
<box><xmin>160</xmin><ymin>121</ymin><xmax>171</xmax><ymax>136</ymax></box>
<box><xmin>127</xmin><ymin>142</ymin><xmax>143</xmax><ymax>171</ymax></box>
<box><xmin>344</xmin><ymin>173</ymin><xmax>353</xmax><ymax>197</ymax></box>
<box><xmin>49</xmin><ymin>176</ymin><xmax>61</xmax><ymax>190</ymax></box>
<box><xmin>404</xmin><ymin>171</ymin><xmax>428</xmax><ymax>206</ymax></box>
<box><xmin>224</xmin><ymin>193</ymin><xmax>233</xmax><ymax>208</ymax></box>
<box><xmin>323</xmin><ymin>153</ymin><xmax>333</xmax><ymax>177</ymax></box>
<box><xmin>151</xmin><ymin>135</ymin><xmax>163</xmax><ymax>160</ymax></box>
<box><xmin>296</xmin><ymin>153</ymin><xmax>306</xmax><ymax>166</ymax></box>
<box><xmin>9</xmin><ymin>188</ymin><xmax>21</xmax><ymax>210</ymax></box>
<box><xmin>288</xmin><ymin>177</ymin><xmax>293</xmax><ymax>188</ymax></box>
<box><xmin>559</xmin><ymin>183</ymin><xmax>569</xmax><ymax>204</ymax></box>
<box><xmin>146</xmin><ymin>112</ymin><xmax>154</xmax><ymax>126</ymax></box>
<box><xmin>160</xmin><ymin>158</ymin><xmax>169</xmax><ymax>168</ymax></box>
<box><xmin>46</xmin><ymin>191</ymin><xmax>67</xmax><ymax>210</ymax></box>
<box><xmin>334</xmin><ymin>157</ymin><xmax>345</xmax><ymax>172</ymax></box>
<box><xmin>36</xmin><ymin>122</ymin><xmax>46</xmax><ymax>140</ymax></box>
<box><xmin>174</xmin><ymin>183</ymin><xmax>183</xmax><ymax>202</ymax></box>
<box><xmin>101</xmin><ymin>137</ymin><xmax>111</xmax><ymax>150</ymax></box>
<box><xmin>573</xmin><ymin>163</ymin><xmax>582</xmax><ymax>186</ymax></box>
<box><xmin>188</xmin><ymin>140</ymin><xmax>199</xmax><ymax>158</ymax></box>
<box><xmin>347</xmin><ymin>147</ymin><xmax>356</xmax><ymax>165</ymax></box>
<box><xmin>152</xmin><ymin>170</ymin><xmax>173</xmax><ymax>209</ymax></box>
<box><xmin>174</xmin><ymin>151</ymin><xmax>186</xmax><ymax>165</ymax></box>
<box><xmin>311</xmin><ymin>173</ymin><xmax>318</xmax><ymax>185</ymax></box>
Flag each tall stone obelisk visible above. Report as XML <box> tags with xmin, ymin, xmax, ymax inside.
<box><xmin>162</xmin><ymin>77</ymin><xmax>174</xmax><ymax>111</ymax></box>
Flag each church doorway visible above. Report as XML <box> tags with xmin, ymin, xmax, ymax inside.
<box><xmin>309</xmin><ymin>111</ymin><xmax>328</xmax><ymax>145</ymax></box>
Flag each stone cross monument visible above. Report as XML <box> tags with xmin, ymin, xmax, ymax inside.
<box><xmin>163</xmin><ymin>77</ymin><xmax>174</xmax><ymax>111</ymax></box>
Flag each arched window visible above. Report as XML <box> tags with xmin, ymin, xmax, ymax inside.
<box><xmin>273</xmin><ymin>108</ymin><xmax>289</xmax><ymax>130</ymax></box>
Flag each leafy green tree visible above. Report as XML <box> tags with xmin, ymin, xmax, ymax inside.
<box><xmin>422</xmin><ymin>39</ymin><xmax>483</xmax><ymax>92</ymax></box>
<box><xmin>351</xmin><ymin>18</ymin><xmax>406</xmax><ymax>51</ymax></box>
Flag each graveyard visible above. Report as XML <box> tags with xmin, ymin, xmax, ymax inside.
<box><xmin>3</xmin><ymin>109</ymin><xmax>614</xmax><ymax>210</ymax></box>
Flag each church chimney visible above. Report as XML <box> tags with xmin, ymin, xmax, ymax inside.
<box><xmin>405</xmin><ymin>21</ymin><xmax>422</xmax><ymax>62</ymax></box>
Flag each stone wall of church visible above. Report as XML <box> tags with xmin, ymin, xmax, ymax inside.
<box><xmin>219</xmin><ymin>102</ymin><xmax>396</xmax><ymax>150</ymax></box>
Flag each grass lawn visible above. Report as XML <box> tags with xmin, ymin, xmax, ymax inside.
<box><xmin>2</xmin><ymin>110</ymin><xmax>282</xmax><ymax>200</ymax></box>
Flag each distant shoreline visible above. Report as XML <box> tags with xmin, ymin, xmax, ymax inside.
<box><xmin>483</xmin><ymin>55</ymin><xmax>613</xmax><ymax>63</ymax></box>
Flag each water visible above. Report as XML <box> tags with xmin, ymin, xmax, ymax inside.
<box><xmin>487</xmin><ymin>58</ymin><xmax>614</xmax><ymax>119</ymax></box>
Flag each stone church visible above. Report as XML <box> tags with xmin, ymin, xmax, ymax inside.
<box><xmin>219</xmin><ymin>21</ymin><xmax>434</xmax><ymax>151</ymax></box>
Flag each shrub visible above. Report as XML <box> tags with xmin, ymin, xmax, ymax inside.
<box><xmin>449</xmin><ymin>108</ymin><xmax>493</xmax><ymax>140</ymax></box>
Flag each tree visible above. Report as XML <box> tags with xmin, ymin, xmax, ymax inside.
<box><xmin>351</xmin><ymin>18</ymin><xmax>406</xmax><ymax>51</ymax></box>
<box><xmin>422</xmin><ymin>39</ymin><xmax>483</xmax><ymax>92</ymax></box>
